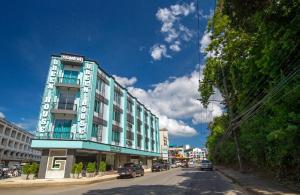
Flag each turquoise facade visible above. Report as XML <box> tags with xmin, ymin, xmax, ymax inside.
<box><xmin>32</xmin><ymin>53</ymin><xmax>160</xmax><ymax>157</ymax></box>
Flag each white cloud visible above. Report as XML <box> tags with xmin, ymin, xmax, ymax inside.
<box><xmin>169</xmin><ymin>41</ymin><xmax>181</xmax><ymax>52</ymax></box>
<box><xmin>0</xmin><ymin>112</ymin><xmax>5</xmax><ymax>118</ymax></box>
<box><xmin>200</xmin><ymin>31</ymin><xmax>212</xmax><ymax>53</ymax></box>
<box><xmin>151</xmin><ymin>2</ymin><xmax>196</xmax><ymax>60</ymax></box>
<box><xmin>113</xmin><ymin>75</ymin><xmax>137</xmax><ymax>87</ymax></box>
<box><xmin>127</xmin><ymin>66</ymin><xmax>223</xmax><ymax>136</ymax></box>
<box><xmin>150</xmin><ymin>44</ymin><xmax>170</xmax><ymax>61</ymax></box>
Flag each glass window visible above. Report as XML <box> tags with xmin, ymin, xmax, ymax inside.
<box><xmin>137</xmin><ymin>137</ymin><xmax>141</xmax><ymax>147</ymax></box>
<box><xmin>113</xmin><ymin>110</ymin><xmax>121</xmax><ymax>123</ymax></box>
<box><xmin>127</xmin><ymin>121</ymin><xmax>133</xmax><ymax>131</ymax></box>
<box><xmin>58</xmin><ymin>90</ymin><xmax>76</xmax><ymax>110</ymax></box>
<box><xmin>127</xmin><ymin>100</ymin><xmax>133</xmax><ymax>113</ymax></box>
<box><xmin>112</xmin><ymin>130</ymin><xmax>120</xmax><ymax>143</ymax></box>
<box><xmin>92</xmin><ymin>124</ymin><xmax>98</xmax><ymax>137</ymax></box>
<box><xmin>94</xmin><ymin>100</ymin><xmax>103</xmax><ymax>114</ymax></box>
<box><xmin>114</xmin><ymin>92</ymin><xmax>121</xmax><ymax>105</ymax></box>
<box><xmin>63</xmin><ymin>70</ymin><xmax>78</xmax><ymax>84</ymax></box>
<box><xmin>96</xmin><ymin>78</ymin><xmax>105</xmax><ymax>94</ymax></box>
<box><xmin>53</xmin><ymin>120</ymin><xmax>72</xmax><ymax>139</ymax></box>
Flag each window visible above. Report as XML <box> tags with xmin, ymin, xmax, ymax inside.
<box><xmin>145</xmin><ymin>141</ymin><xmax>148</xmax><ymax>150</ymax></box>
<box><xmin>127</xmin><ymin>100</ymin><xmax>133</xmax><ymax>113</ymax></box>
<box><xmin>94</xmin><ymin>100</ymin><xmax>103</xmax><ymax>115</ymax></box>
<box><xmin>137</xmin><ymin>137</ymin><xmax>141</xmax><ymax>148</ymax></box>
<box><xmin>63</xmin><ymin>70</ymin><xmax>78</xmax><ymax>84</ymax></box>
<box><xmin>164</xmin><ymin>137</ymin><xmax>168</xmax><ymax>146</ymax></box>
<box><xmin>137</xmin><ymin>121</ymin><xmax>142</xmax><ymax>132</ymax></box>
<box><xmin>112</xmin><ymin>130</ymin><xmax>120</xmax><ymax>143</ymax></box>
<box><xmin>96</xmin><ymin>78</ymin><xmax>105</xmax><ymax>95</ymax></box>
<box><xmin>58</xmin><ymin>90</ymin><xmax>76</xmax><ymax>110</ymax></box>
<box><xmin>113</xmin><ymin>110</ymin><xmax>121</xmax><ymax>123</ymax></box>
<box><xmin>92</xmin><ymin>124</ymin><xmax>98</xmax><ymax>137</ymax></box>
<box><xmin>114</xmin><ymin>92</ymin><xmax>121</xmax><ymax>106</ymax></box>
<box><xmin>53</xmin><ymin>119</ymin><xmax>72</xmax><ymax>139</ymax></box>
<box><xmin>127</xmin><ymin>121</ymin><xmax>133</xmax><ymax>131</ymax></box>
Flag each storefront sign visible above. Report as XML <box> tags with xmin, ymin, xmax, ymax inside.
<box><xmin>61</xmin><ymin>54</ymin><xmax>83</xmax><ymax>63</ymax></box>
<box><xmin>110</xmin><ymin>146</ymin><xmax>122</xmax><ymax>152</ymax></box>
<box><xmin>38</xmin><ymin>59</ymin><xmax>58</xmax><ymax>132</ymax></box>
<box><xmin>79</xmin><ymin>63</ymin><xmax>92</xmax><ymax>134</ymax></box>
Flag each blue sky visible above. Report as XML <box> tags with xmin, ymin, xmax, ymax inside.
<box><xmin>0</xmin><ymin>0</ymin><xmax>219</xmax><ymax>148</ymax></box>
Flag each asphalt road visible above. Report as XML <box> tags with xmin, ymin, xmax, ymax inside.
<box><xmin>0</xmin><ymin>168</ymin><xmax>247</xmax><ymax>195</ymax></box>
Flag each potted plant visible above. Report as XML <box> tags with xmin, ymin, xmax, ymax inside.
<box><xmin>86</xmin><ymin>162</ymin><xmax>96</xmax><ymax>177</ymax></box>
<box><xmin>71</xmin><ymin>163</ymin><xmax>77</xmax><ymax>178</ymax></box>
<box><xmin>98</xmin><ymin>161</ymin><xmax>106</xmax><ymax>176</ymax></box>
<box><xmin>22</xmin><ymin>163</ymin><xmax>31</xmax><ymax>180</ymax></box>
<box><xmin>75</xmin><ymin>162</ymin><xmax>83</xmax><ymax>179</ymax></box>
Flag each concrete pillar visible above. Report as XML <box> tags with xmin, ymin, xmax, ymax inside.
<box><xmin>38</xmin><ymin>149</ymin><xmax>49</xmax><ymax>179</ymax></box>
<box><xmin>64</xmin><ymin>149</ymin><xmax>76</xmax><ymax>178</ymax></box>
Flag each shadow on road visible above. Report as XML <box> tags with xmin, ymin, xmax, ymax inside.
<box><xmin>83</xmin><ymin>168</ymin><xmax>243</xmax><ymax>195</ymax></box>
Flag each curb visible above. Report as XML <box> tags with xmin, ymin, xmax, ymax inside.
<box><xmin>215</xmin><ymin>168</ymin><xmax>260</xmax><ymax>195</ymax></box>
<box><xmin>0</xmin><ymin>170</ymin><xmax>152</xmax><ymax>189</ymax></box>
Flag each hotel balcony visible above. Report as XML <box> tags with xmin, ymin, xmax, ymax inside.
<box><xmin>51</xmin><ymin>102</ymin><xmax>77</xmax><ymax>115</ymax></box>
<box><xmin>55</xmin><ymin>77</ymin><xmax>80</xmax><ymax>89</ymax></box>
<box><xmin>35</xmin><ymin>132</ymin><xmax>75</xmax><ymax>140</ymax></box>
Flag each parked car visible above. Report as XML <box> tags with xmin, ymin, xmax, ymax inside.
<box><xmin>162</xmin><ymin>162</ymin><xmax>170</xmax><ymax>170</ymax></box>
<box><xmin>151</xmin><ymin>163</ymin><xmax>163</xmax><ymax>172</ymax></box>
<box><xmin>200</xmin><ymin>160</ymin><xmax>213</xmax><ymax>171</ymax></box>
<box><xmin>117</xmin><ymin>163</ymin><xmax>144</xmax><ymax>178</ymax></box>
<box><xmin>170</xmin><ymin>163</ymin><xmax>177</xmax><ymax>168</ymax></box>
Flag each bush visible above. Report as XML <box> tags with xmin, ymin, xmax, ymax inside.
<box><xmin>22</xmin><ymin>163</ymin><xmax>39</xmax><ymax>179</ymax></box>
<box><xmin>22</xmin><ymin>163</ymin><xmax>31</xmax><ymax>180</ymax></box>
<box><xmin>71</xmin><ymin>163</ymin><xmax>77</xmax><ymax>174</ymax></box>
<box><xmin>99</xmin><ymin>161</ymin><xmax>106</xmax><ymax>172</ymax></box>
<box><xmin>86</xmin><ymin>162</ymin><xmax>96</xmax><ymax>173</ymax></box>
<box><xmin>31</xmin><ymin>162</ymin><xmax>39</xmax><ymax>176</ymax></box>
<box><xmin>75</xmin><ymin>162</ymin><xmax>83</xmax><ymax>177</ymax></box>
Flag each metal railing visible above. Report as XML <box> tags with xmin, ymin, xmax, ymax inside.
<box><xmin>53</xmin><ymin>102</ymin><xmax>77</xmax><ymax>111</ymax></box>
<box><xmin>36</xmin><ymin>132</ymin><xmax>74</xmax><ymax>140</ymax></box>
<box><xmin>57</xmin><ymin>77</ymin><xmax>80</xmax><ymax>85</ymax></box>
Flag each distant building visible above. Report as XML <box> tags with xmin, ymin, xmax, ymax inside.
<box><xmin>187</xmin><ymin>148</ymin><xmax>207</xmax><ymax>163</ymax></box>
<box><xmin>0</xmin><ymin>118</ymin><xmax>41</xmax><ymax>167</ymax></box>
<box><xmin>159</xmin><ymin>128</ymin><xmax>169</xmax><ymax>161</ymax></box>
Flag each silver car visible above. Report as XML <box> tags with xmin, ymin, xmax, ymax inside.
<box><xmin>200</xmin><ymin>160</ymin><xmax>213</xmax><ymax>171</ymax></box>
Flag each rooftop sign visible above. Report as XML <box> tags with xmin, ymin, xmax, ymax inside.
<box><xmin>61</xmin><ymin>54</ymin><xmax>84</xmax><ymax>64</ymax></box>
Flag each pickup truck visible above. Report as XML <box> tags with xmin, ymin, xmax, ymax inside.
<box><xmin>117</xmin><ymin>163</ymin><xmax>144</xmax><ymax>178</ymax></box>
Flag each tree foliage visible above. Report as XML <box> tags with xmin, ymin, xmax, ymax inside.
<box><xmin>201</xmin><ymin>0</ymin><xmax>300</xmax><ymax>182</ymax></box>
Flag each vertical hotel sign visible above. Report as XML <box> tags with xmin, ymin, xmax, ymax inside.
<box><xmin>38</xmin><ymin>59</ymin><xmax>58</xmax><ymax>132</ymax></box>
<box><xmin>78</xmin><ymin>62</ymin><xmax>93</xmax><ymax>134</ymax></box>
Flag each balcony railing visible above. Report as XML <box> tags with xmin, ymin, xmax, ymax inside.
<box><xmin>54</xmin><ymin>102</ymin><xmax>77</xmax><ymax>111</ymax></box>
<box><xmin>36</xmin><ymin>132</ymin><xmax>74</xmax><ymax>140</ymax></box>
<box><xmin>57</xmin><ymin>77</ymin><xmax>80</xmax><ymax>85</ymax></box>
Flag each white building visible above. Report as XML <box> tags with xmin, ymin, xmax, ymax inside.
<box><xmin>187</xmin><ymin>148</ymin><xmax>207</xmax><ymax>162</ymax></box>
<box><xmin>0</xmin><ymin>118</ymin><xmax>41</xmax><ymax>167</ymax></box>
<box><xmin>159</xmin><ymin>128</ymin><xmax>169</xmax><ymax>161</ymax></box>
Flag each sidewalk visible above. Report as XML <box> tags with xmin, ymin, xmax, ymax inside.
<box><xmin>0</xmin><ymin>168</ymin><xmax>151</xmax><ymax>188</ymax></box>
<box><xmin>215</xmin><ymin>166</ymin><xmax>300</xmax><ymax>195</ymax></box>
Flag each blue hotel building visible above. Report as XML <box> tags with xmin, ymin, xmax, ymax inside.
<box><xmin>31</xmin><ymin>53</ymin><xmax>160</xmax><ymax>179</ymax></box>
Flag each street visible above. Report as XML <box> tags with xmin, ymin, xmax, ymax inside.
<box><xmin>0</xmin><ymin>168</ymin><xmax>246</xmax><ymax>195</ymax></box>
